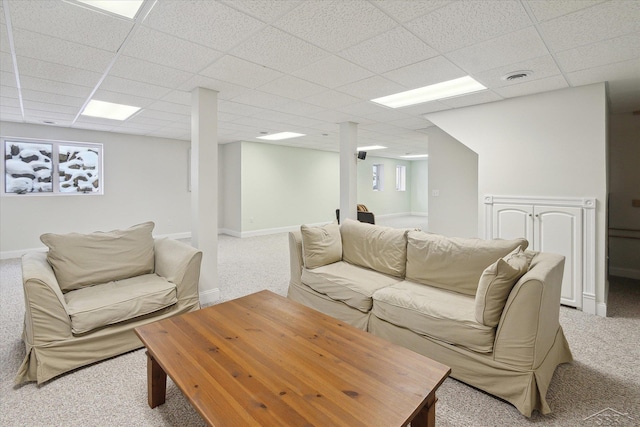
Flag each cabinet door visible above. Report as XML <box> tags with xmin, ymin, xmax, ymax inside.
<box><xmin>534</xmin><ymin>206</ymin><xmax>583</xmax><ymax>308</ymax></box>
<box><xmin>492</xmin><ymin>204</ymin><xmax>534</xmax><ymax>242</ymax></box>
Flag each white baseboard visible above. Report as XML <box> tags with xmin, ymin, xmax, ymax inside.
<box><xmin>199</xmin><ymin>288</ymin><xmax>220</xmax><ymax>306</ymax></box>
<box><xmin>609</xmin><ymin>267</ymin><xmax>640</xmax><ymax>280</ymax></box>
<box><xmin>597</xmin><ymin>302</ymin><xmax>607</xmax><ymax>317</ymax></box>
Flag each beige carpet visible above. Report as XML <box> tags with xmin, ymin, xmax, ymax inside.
<box><xmin>1</xmin><ymin>218</ymin><xmax>639</xmax><ymax>426</ymax></box>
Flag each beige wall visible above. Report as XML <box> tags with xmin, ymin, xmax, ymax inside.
<box><xmin>1</xmin><ymin>121</ymin><xmax>191</xmax><ymax>257</ymax></box>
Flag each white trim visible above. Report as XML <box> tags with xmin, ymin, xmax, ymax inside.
<box><xmin>582</xmin><ymin>293</ymin><xmax>597</xmax><ymax>315</ymax></box>
<box><xmin>199</xmin><ymin>288</ymin><xmax>220</xmax><ymax>306</ymax></box>
<box><xmin>596</xmin><ymin>302</ymin><xmax>607</xmax><ymax>317</ymax></box>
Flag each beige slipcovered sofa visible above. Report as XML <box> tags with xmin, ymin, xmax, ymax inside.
<box><xmin>15</xmin><ymin>222</ymin><xmax>202</xmax><ymax>385</ymax></box>
<box><xmin>288</xmin><ymin>219</ymin><xmax>573</xmax><ymax>417</ymax></box>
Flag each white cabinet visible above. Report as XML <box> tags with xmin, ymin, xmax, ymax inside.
<box><xmin>485</xmin><ymin>196</ymin><xmax>597</xmax><ymax>311</ymax></box>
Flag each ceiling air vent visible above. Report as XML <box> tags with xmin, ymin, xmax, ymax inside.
<box><xmin>501</xmin><ymin>70</ymin><xmax>533</xmax><ymax>82</ymax></box>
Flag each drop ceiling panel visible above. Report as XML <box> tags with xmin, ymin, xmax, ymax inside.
<box><xmin>8</xmin><ymin>0</ymin><xmax>133</xmax><ymax>52</ymax></box>
<box><xmin>143</xmin><ymin>0</ymin><xmax>266</xmax><ymax>52</ymax></box>
<box><xmin>160</xmin><ymin>90</ymin><xmax>191</xmax><ymax>106</ymax></box>
<box><xmin>383</xmin><ymin>56</ymin><xmax>466</xmax><ymax>89</ymax></box>
<box><xmin>22</xmin><ymin>100</ymin><xmax>79</xmax><ymax>115</ymax></box>
<box><xmin>525</xmin><ymin>0</ymin><xmax>606</xmax><ymax>22</ymax></box>
<box><xmin>229</xmin><ymin>90</ymin><xmax>293</xmax><ymax>109</ymax></box>
<box><xmin>493</xmin><ymin>74</ymin><xmax>569</xmax><ymax>99</ymax></box>
<box><xmin>21</xmin><ymin>89</ymin><xmax>84</xmax><ymax>108</ymax></box>
<box><xmin>339</xmin><ymin>27</ymin><xmax>438</xmax><ymax>74</ymax></box>
<box><xmin>566</xmin><ymin>58</ymin><xmax>640</xmax><ymax>88</ymax></box>
<box><xmin>19</xmin><ymin>75</ymin><xmax>92</xmax><ymax>99</ymax></box>
<box><xmin>374</xmin><ymin>0</ymin><xmax>451</xmax><ymax>23</ymax></box>
<box><xmin>92</xmin><ymin>89</ymin><xmax>156</xmax><ymax>109</ymax></box>
<box><xmin>123</xmin><ymin>26</ymin><xmax>223</xmax><ymax>73</ymax></box>
<box><xmin>220</xmin><ymin>0</ymin><xmax>302</xmax><ymax>24</ymax></box>
<box><xmin>230</xmin><ymin>26</ymin><xmax>328</xmax><ymax>73</ymax></box>
<box><xmin>135</xmin><ymin>108</ymin><xmax>189</xmax><ymax>124</ymax></box>
<box><xmin>1</xmin><ymin>51</ymin><xmax>14</xmax><ymax>73</ymax></box>
<box><xmin>337</xmin><ymin>75</ymin><xmax>406</xmax><ymax>100</ymax></box>
<box><xmin>218</xmin><ymin>100</ymin><xmax>265</xmax><ymax>117</ymax></box>
<box><xmin>0</xmin><ymin>85</ymin><xmax>18</xmax><ymax>98</ymax></box>
<box><xmin>12</xmin><ymin>28</ymin><xmax>114</xmax><ymax>73</ymax></box>
<box><xmin>100</xmin><ymin>75</ymin><xmax>172</xmax><ymax>99</ymax></box>
<box><xmin>555</xmin><ymin>32</ymin><xmax>640</xmax><ymax>73</ymax></box>
<box><xmin>269</xmin><ymin>99</ymin><xmax>326</xmax><ymax>117</ymax></box>
<box><xmin>293</xmin><ymin>55</ymin><xmax>374</xmax><ymax>89</ymax></box>
<box><xmin>274</xmin><ymin>0</ymin><xmax>397</xmax><ymax>52</ymax></box>
<box><xmin>109</xmin><ymin>56</ymin><xmax>193</xmax><ymax>88</ymax></box>
<box><xmin>199</xmin><ymin>55</ymin><xmax>282</xmax><ymax>89</ymax></box>
<box><xmin>255</xmin><ymin>110</ymin><xmax>323</xmax><ymax>128</ymax></box>
<box><xmin>256</xmin><ymin>74</ymin><xmax>327</xmax><ymax>100</ymax></box>
<box><xmin>538</xmin><ymin>1</ymin><xmax>640</xmax><ymax>52</ymax></box>
<box><xmin>178</xmin><ymin>74</ymin><xmax>251</xmax><ymax>100</ymax></box>
<box><xmin>474</xmin><ymin>55</ymin><xmax>562</xmax><ymax>88</ymax></box>
<box><xmin>146</xmin><ymin>100</ymin><xmax>191</xmax><ymax>116</ymax></box>
<box><xmin>406</xmin><ymin>0</ymin><xmax>532</xmax><ymax>52</ymax></box>
<box><xmin>302</xmin><ymin>89</ymin><xmax>361</xmax><ymax>110</ymax></box>
<box><xmin>16</xmin><ymin>56</ymin><xmax>102</xmax><ymax>87</ymax></box>
<box><xmin>1</xmin><ymin>24</ymin><xmax>10</xmax><ymax>52</ymax></box>
<box><xmin>446</xmin><ymin>27</ymin><xmax>549</xmax><ymax>74</ymax></box>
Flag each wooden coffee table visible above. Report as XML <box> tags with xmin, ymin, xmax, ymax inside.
<box><xmin>135</xmin><ymin>290</ymin><xmax>450</xmax><ymax>426</ymax></box>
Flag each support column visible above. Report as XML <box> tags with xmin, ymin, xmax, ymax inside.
<box><xmin>191</xmin><ymin>87</ymin><xmax>219</xmax><ymax>305</ymax></box>
<box><xmin>340</xmin><ymin>121</ymin><xmax>358</xmax><ymax>223</ymax></box>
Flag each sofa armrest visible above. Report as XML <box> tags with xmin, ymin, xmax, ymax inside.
<box><xmin>493</xmin><ymin>252</ymin><xmax>565</xmax><ymax>369</ymax></box>
<box><xmin>21</xmin><ymin>252</ymin><xmax>73</xmax><ymax>345</ymax></box>
<box><xmin>288</xmin><ymin>231</ymin><xmax>304</xmax><ymax>286</ymax></box>
<box><xmin>153</xmin><ymin>238</ymin><xmax>202</xmax><ymax>303</ymax></box>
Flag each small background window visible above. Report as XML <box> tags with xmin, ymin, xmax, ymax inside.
<box><xmin>373</xmin><ymin>164</ymin><xmax>384</xmax><ymax>191</ymax></box>
<box><xmin>396</xmin><ymin>165</ymin><xmax>406</xmax><ymax>191</ymax></box>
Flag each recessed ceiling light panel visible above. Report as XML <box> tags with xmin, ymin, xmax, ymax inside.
<box><xmin>357</xmin><ymin>145</ymin><xmax>387</xmax><ymax>151</ymax></box>
<box><xmin>81</xmin><ymin>100</ymin><xmax>140</xmax><ymax>120</ymax></box>
<box><xmin>371</xmin><ymin>76</ymin><xmax>487</xmax><ymax>108</ymax></box>
<box><xmin>256</xmin><ymin>132</ymin><xmax>306</xmax><ymax>141</ymax></box>
<box><xmin>400</xmin><ymin>154</ymin><xmax>429</xmax><ymax>159</ymax></box>
<box><xmin>73</xmin><ymin>0</ymin><xmax>145</xmax><ymax>19</ymax></box>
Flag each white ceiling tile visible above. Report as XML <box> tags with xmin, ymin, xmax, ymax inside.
<box><xmin>406</xmin><ymin>0</ymin><xmax>532</xmax><ymax>52</ymax></box>
<box><xmin>124</xmin><ymin>26</ymin><xmax>223</xmax><ymax>73</ymax></box>
<box><xmin>110</xmin><ymin>56</ymin><xmax>193</xmax><ymax>88</ymax></box>
<box><xmin>12</xmin><ymin>28</ymin><xmax>114</xmax><ymax>73</ymax></box>
<box><xmin>21</xmin><ymin>89</ymin><xmax>84</xmax><ymax>108</ymax></box>
<box><xmin>24</xmin><ymin>116</ymin><xmax>72</xmax><ymax>127</ymax></box>
<box><xmin>269</xmin><ymin>100</ymin><xmax>326</xmax><ymax>116</ymax></box>
<box><xmin>230</xmin><ymin>26</ymin><xmax>328</xmax><ymax>73</ymax></box>
<box><xmin>339</xmin><ymin>27</ymin><xmax>438</xmax><ymax>74</ymax></box>
<box><xmin>383</xmin><ymin>56</ymin><xmax>467</xmax><ymax>89</ymax></box>
<box><xmin>493</xmin><ymin>74</ymin><xmax>569</xmax><ymax>98</ymax></box>
<box><xmin>136</xmin><ymin>109</ymin><xmax>189</xmax><ymax>124</ymax></box>
<box><xmin>22</xmin><ymin>100</ymin><xmax>79</xmax><ymax>115</ymax></box>
<box><xmin>20</xmin><ymin>75</ymin><xmax>92</xmax><ymax>99</ymax></box>
<box><xmin>92</xmin><ymin>89</ymin><xmax>155</xmax><ymax>109</ymax></box>
<box><xmin>1</xmin><ymin>69</ymin><xmax>17</xmax><ymax>87</ymax></box>
<box><xmin>100</xmin><ymin>75</ymin><xmax>172</xmax><ymax>99</ymax></box>
<box><xmin>145</xmin><ymin>127</ymin><xmax>190</xmax><ymax>140</ymax></box>
<box><xmin>1</xmin><ymin>84</ymin><xmax>18</xmax><ymax>98</ymax></box>
<box><xmin>338</xmin><ymin>76</ymin><xmax>406</xmax><ymax>100</ymax></box>
<box><xmin>146</xmin><ymin>100</ymin><xmax>191</xmax><ymax>116</ymax></box>
<box><xmin>538</xmin><ymin>0</ymin><xmax>640</xmax><ymax>52</ymax></box>
<box><xmin>338</xmin><ymin>101</ymin><xmax>391</xmax><ymax>118</ymax></box>
<box><xmin>15</xmin><ymin>56</ymin><xmax>102</xmax><ymax>87</ymax></box>
<box><xmin>439</xmin><ymin>90</ymin><xmax>504</xmax><ymax>108</ymax></box>
<box><xmin>143</xmin><ymin>0</ymin><xmax>266</xmax><ymax>52</ymax></box>
<box><xmin>256</xmin><ymin>75</ymin><xmax>327</xmax><ymax>99</ymax></box>
<box><xmin>303</xmin><ymin>90</ymin><xmax>361</xmax><ymax>110</ymax></box>
<box><xmin>388</xmin><ymin>116</ymin><xmax>434</xmax><ymax>131</ymax></box>
<box><xmin>446</xmin><ymin>27</ymin><xmax>549</xmax><ymax>73</ymax></box>
<box><xmin>1</xmin><ymin>24</ymin><xmax>10</xmax><ymax>53</ymax></box>
<box><xmin>23</xmin><ymin>109</ymin><xmax>75</xmax><ymax>123</ymax></box>
<box><xmin>199</xmin><ymin>55</ymin><xmax>282</xmax><ymax>89</ymax></box>
<box><xmin>373</xmin><ymin>0</ymin><xmax>451</xmax><ymax>22</ymax></box>
<box><xmin>308</xmin><ymin>109</ymin><xmax>367</xmax><ymax>124</ymax></box>
<box><xmin>555</xmin><ymin>32</ymin><xmax>640</xmax><ymax>73</ymax></box>
<box><xmin>231</xmin><ymin>116</ymin><xmax>284</xmax><ymax>131</ymax></box>
<box><xmin>71</xmin><ymin>120</ymin><xmax>114</xmax><ymax>132</ymax></box>
<box><xmin>8</xmin><ymin>0</ymin><xmax>133</xmax><ymax>52</ymax></box>
<box><xmin>218</xmin><ymin>100</ymin><xmax>265</xmax><ymax>117</ymax></box>
<box><xmin>275</xmin><ymin>0</ymin><xmax>397</xmax><ymax>52</ymax></box>
<box><xmin>0</xmin><ymin>111</ymin><xmax>23</xmax><ymax>122</ymax></box>
<box><xmin>293</xmin><ymin>55</ymin><xmax>373</xmax><ymax>89</ymax></box>
<box><xmin>220</xmin><ymin>0</ymin><xmax>302</xmax><ymax>23</ymax></box>
<box><xmin>254</xmin><ymin>110</ymin><xmax>322</xmax><ymax>128</ymax></box>
<box><xmin>525</xmin><ymin>0</ymin><xmax>606</xmax><ymax>22</ymax></box>
<box><xmin>1</xmin><ymin>95</ymin><xmax>20</xmax><ymax>107</ymax></box>
<box><xmin>161</xmin><ymin>90</ymin><xmax>191</xmax><ymax>106</ymax></box>
<box><xmin>179</xmin><ymin>74</ymin><xmax>251</xmax><ymax>100</ymax></box>
<box><xmin>566</xmin><ymin>58</ymin><xmax>640</xmax><ymax>87</ymax></box>
<box><xmin>229</xmin><ymin>90</ymin><xmax>293</xmax><ymax>109</ymax></box>
<box><xmin>473</xmin><ymin>55</ymin><xmax>562</xmax><ymax>88</ymax></box>
<box><xmin>394</xmin><ymin>101</ymin><xmax>451</xmax><ymax>116</ymax></box>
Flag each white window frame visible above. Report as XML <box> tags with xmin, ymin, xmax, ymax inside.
<box><xmin>373</xmin><ymin>163</ymin><xmax>384</xmax><ymax>191</ymax></box>
<box><xmin>395</xmin><ymin>165</ymin><xmax>406</xmax><ymax>191</ymax></box>
<box><xmin>2</xmin><ymin>136</ymin><xmax>104</xmax><ymax>196</ymax></box>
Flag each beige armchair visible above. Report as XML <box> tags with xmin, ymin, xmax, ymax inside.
<box><xmin>15</xmin><ymin>222</ymin><xmax>202</xmax><ymax>384</ymax></box>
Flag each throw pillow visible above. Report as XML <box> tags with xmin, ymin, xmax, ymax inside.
<box><xmin>300</xmin><ymin>223</ymin><xmax>342</xmax><ymax>269</ymax></box>
<box><xmin>405</xmin><ymin>230</ymin><xmax>529</xmax><ymax>296</ymax></box>
<box><xmin>475</xmin><ymin>246</ymin><xmax>530</xmax><ymax>327</ymax></box>
<box><xmin>41</xmin><ymin>221</ymin><xmax>156</xmax><ymax>292</ymax></box>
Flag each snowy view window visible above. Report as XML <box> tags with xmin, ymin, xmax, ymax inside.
<box><xmin>396</xmin><ymin>165</ymin><xmax>406</xmax><ymax>191</ymax></box>
<box><xmin>373</xmin><ymin>164</ymin><xmax>384</xmax><ymax>191</ymax></box>
<box><xmin>3</xmin><ymin>138</ymin><xmax>103</xmax><ymax>195</ymax></box>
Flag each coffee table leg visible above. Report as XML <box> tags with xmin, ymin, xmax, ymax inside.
<box><xmin>146</xmin><ymin>351</ymin><xmax>167</xmax><ymax>408</ymax></box>
<box><xmin>411</xmin><ymin>394</ymin><xmax>436</xmax><ymax>427</ymax></box>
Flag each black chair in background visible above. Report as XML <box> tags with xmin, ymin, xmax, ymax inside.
<box><xmin>335</xmin><ymin>206</ymin><xmax>375</xmax><ymax>225</ymax></box>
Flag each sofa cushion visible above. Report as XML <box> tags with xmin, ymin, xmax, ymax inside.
<box><xmin>300</xmin><ymin>223</ymin><xmax>342</xmax><ymax>269</ymax></box>
<box><xmin>301</xmin><ymin>261</ymin><xmax>402</xmax><ymax>312</ymax></box>
<box><xmin>372</xmin><ymin>281</ymin><xmax>495</xmax><ymax>353</ymax></box>
<box><xmin>64</xmin><ymin>273</ymin><xmax>177</xmax><ymax>335</ymax></box>
<box><xmin>405</xmin><ymin>230</ymin><xmax>528</xmax><ymax>296</ymax></box>
<box><xmin>475</xmin><ymin>246</ymin><xmax>530</xmax><ymax>327</ymax></box>
<box><xmin>41</xmin><ymin>222</ymin><xmax>156</xmax><ymax>292</ymax></box>
<box><xmin>340</xmin><ymin>218</ymin><xmax>408</xmax><ymax>278</ymax></box>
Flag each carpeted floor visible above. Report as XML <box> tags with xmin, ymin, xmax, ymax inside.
<box><xmin>1</xmin><ymin>216</ymin><xmax>638</xmax><ymax>426</ymax></box>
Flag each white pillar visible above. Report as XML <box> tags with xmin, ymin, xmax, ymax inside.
<box><xmin>191</xmin><ymin>87</ymin><xmax>219</xmax><ymax>305</ymax></box>
<box><xmin>340</xmin><ymin>121</ymin><xmax>358</xmax><ymax>223</ymax></box>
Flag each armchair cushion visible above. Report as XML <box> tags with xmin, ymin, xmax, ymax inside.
<box><xmin>64</xmin><ymin>273</ymin><xmax>177</xmax><ymax>335</ymax></box>
<box><xmin>40</xmin><ymin>222</ymin><xmax>155</xmax><ymax>292</ymax></box>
